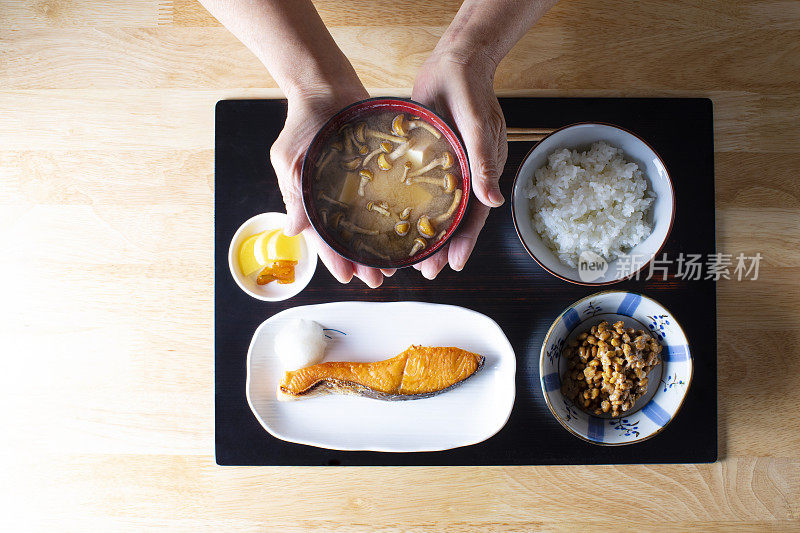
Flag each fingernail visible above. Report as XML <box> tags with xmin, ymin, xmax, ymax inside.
<box><xmin>489</xmin><ymin>190</ymin><xmax>505</xmax><ymax>206</ymax></box>
<box><xmin>450</xmin><ymin>249</ymin><xmax>466</xmax><ymax>271</ymax></box>
<box><xmin>332</xmin><ymin>267</ymin><xmax>353</xmax><ymax>284</ymax></box>
<box><xmin>355</xmin><ymin>271</ymin><xmax>383</xmax><ymax>288</ymax></box>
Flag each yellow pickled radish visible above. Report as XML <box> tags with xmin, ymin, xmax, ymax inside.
<box><xmin>253</xmin><ymin>229</ymin><xmax>281</xmax><ymax>265</ymax></box>
<box><xmin>238</xmin><ymin>233</ymin><xmax>263</xmax><ymax>276</ymax></box>
<box><xmin>266</xmin><ymin>230</ymin><xmax>303</xmax><ymax>262</ymax></box>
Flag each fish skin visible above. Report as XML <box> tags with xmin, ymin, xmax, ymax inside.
<box><xmin>277</xmin><ymin>345</ymin><xmax>484</xmax><ymax>401</ymax></box>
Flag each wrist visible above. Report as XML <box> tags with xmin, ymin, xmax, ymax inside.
<box><xmin>286</xmin><ymin>80</ymin><xmax>366</xmax><ymax>111</ymax></box>
<box><xmin>275</xmin><ymin>51</ymin><xmax>367</xmax><ymax>108</ymax></box>
<box><xmin>283</xmin><ymin>71</ymin><xmax>366</xmax><ymax>105</ymax></box>
<box><xmin>426</xmin><ymin>44</ymin><xmax>499</xmax><ymax>80</ymax></box>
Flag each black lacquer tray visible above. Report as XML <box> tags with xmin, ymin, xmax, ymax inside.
<box><xmin>215</xmin><ymin>98</ymin><xmax>717</xmax><ymax>465</ymax></box>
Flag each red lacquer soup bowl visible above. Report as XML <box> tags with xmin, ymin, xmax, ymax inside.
<box><xmin>300</xmin><ymin>97</ymin><xmax>471</xmax><ymax>269</ymax></box>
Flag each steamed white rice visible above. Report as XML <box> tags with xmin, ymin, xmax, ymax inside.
<box><xmin>523</xmin><ymin>142</ymin><xmax>654</xmax><ymax>267</ymax></box>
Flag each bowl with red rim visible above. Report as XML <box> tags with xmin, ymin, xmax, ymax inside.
<box><xmin>300</xmin><ymin>97</ymin><xmax>471</xmax><ymax>269</ymax></box>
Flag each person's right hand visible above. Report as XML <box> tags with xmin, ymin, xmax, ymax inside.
<box><xmin>410</xmin><ymin>51</ymin><xmax>508</xmax><ymax>279</ymax></box>
<box><xmin>269</xmin><ymin>88</ymin><xmax>395</xmax><ymax>288</ymax></box>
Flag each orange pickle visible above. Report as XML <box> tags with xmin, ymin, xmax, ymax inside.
<box><xmin>256</xmin><ymin>260</ymin><xmax>298</xmax><ymax>285</ymax></box>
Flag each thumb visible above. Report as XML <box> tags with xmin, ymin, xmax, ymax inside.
<box><xmin>282</xmin><ymin>201</ymin><xmax>309</xmax><ymax>237</ymax></box>
<box><xmin>281</xmin><ymin>180</ymin><xmax>310</xmax><ymax>237</ymax></box>
<box><xmin>460</xmin><ymin>124</ymin><xmax>505</xmax><ymax>208</ymax></box>
<box><xmin>270</xmin><ymin>140</ymin><xmax>311</xmax><ymax>237</ymax></box>
<box><xmin>274</xmin><ymin>158</ymin><xmax>310</xmax><ymax>237</ymax></box>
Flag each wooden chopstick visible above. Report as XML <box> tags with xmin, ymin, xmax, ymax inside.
<box><xmin>506</xmin><ymin>127</ymin><xmax>554</xmax><ymax>142</ymax></box>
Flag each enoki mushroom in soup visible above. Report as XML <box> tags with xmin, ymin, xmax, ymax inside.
<box><xmin>311</xmin><ymin>112</ymin><xmax>463</xmax><ymax>262</ymax></box>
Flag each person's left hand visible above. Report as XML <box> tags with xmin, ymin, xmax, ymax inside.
<box><xmin>270</xmin><ymin>87</ymin><xmax>395</xmax><ymax>288</ymax></box>
<box><xmin>411</xmin><ymin>51</ymin><xmax>508</xmax><ymax>279</ymax></box>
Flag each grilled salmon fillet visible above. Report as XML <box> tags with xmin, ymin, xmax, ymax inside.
<box><xmin>277</xmin><ymin>345</ymin><xmax>484</xmax><ymax>401</ymax></box>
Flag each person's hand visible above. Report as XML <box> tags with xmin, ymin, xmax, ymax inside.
<box><xmin>411</xmin><ymin>51</ymin><xmax>508</xmax><ymax>279</ymax></box>
<box><xmin>270</xmin><ymin>88</ymin><xmax>395</xmax><ymax>288</ymax></box>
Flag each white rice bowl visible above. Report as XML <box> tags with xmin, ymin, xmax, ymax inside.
<box><xmin>522</xmin><ymin>142</ymin><xmax>655</xmax><ymax>268</ymax></box>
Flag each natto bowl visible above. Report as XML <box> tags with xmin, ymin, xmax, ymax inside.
<box><xmin>511</xmin><ymin>123</ymin><xmax>675</xmax><ymax>285</ymax></box>
<box><xmin>539</xmin><ymin>290</ymin><xmax>693</xmax><ymax>445</ymax></box>
<box><xmin>300</xmin><ymin>97</ymin><xmax>471</xmax><ymax>269</ymax></box>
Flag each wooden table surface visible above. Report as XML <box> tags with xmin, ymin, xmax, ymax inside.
<box><xmin>2</xmin><ymin>0</ymin><xmax>798</xmax><ymax>530</ymax></box>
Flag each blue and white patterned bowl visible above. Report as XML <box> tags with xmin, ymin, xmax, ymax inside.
<box><xmin>540</xmin><ymin>291</ymin><xmax>693</xmax><ymax>445</ymax></box>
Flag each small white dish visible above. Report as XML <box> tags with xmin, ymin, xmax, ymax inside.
<box><xmin>511</xmin><ymin>123</ymin><xmax>675</xmax><ymax>285</ymax></box>
<box><xmin>245</xmin><ymin>302</ymin><xmax>517</xmax><ymax>452</ymax></box>
<box><xmin>228</xmin><ymin>212</ymin><xmax>318</xmax><ymax>301</ymax></box>
<box><xmin>540</xmin><ymin>291</ymin><xmax>693</xmax><ymax>445</ymax></box>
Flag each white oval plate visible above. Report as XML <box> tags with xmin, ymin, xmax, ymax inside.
<box><xmin>245</xmin><ymin>302</ymin><xmax>517</xmax><ymax>452</ymax></box>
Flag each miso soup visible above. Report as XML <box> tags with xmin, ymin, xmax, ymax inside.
<box><xmin>310</xmin><ymin>111</ymin><xmax>464</xmax><ymax>264</ymax></box>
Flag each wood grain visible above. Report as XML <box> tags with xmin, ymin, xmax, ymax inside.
<box><xmin>5</xmin><ymin>457</ymin><xmax>799</xmax><ymax>529</ymax></box>
<box><xmin>1</xmin><ymin>0</ymin><xmax>799</xmax><ymax>529</ymax></box>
